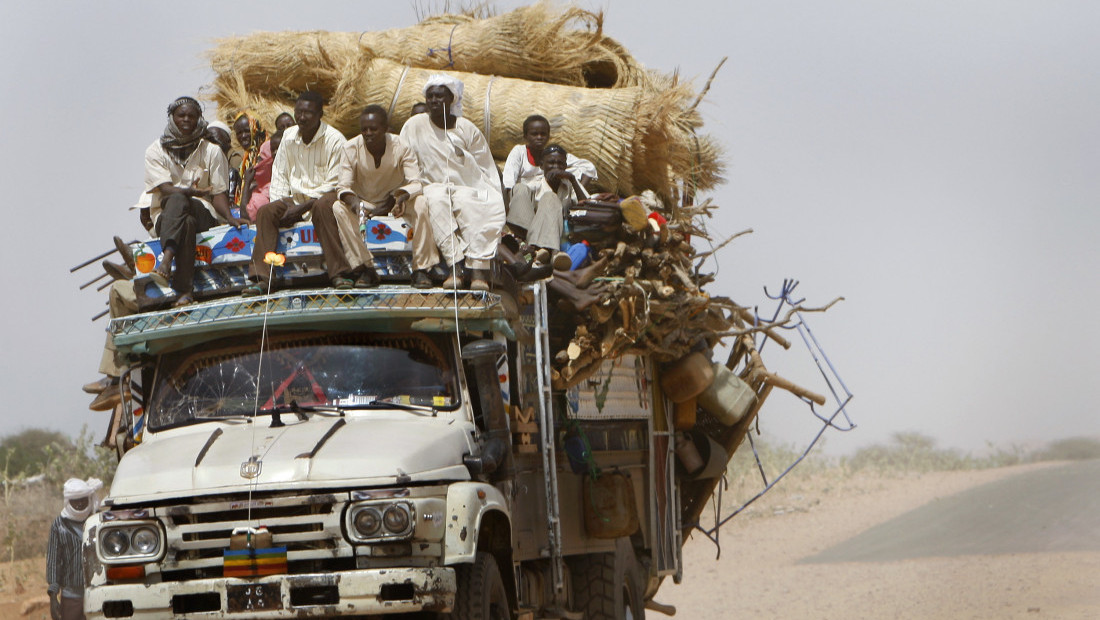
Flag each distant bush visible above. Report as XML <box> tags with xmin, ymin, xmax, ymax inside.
<box><xmin>845</xmin><ymin>431</ymin><xmax>973</xmax><ymax>473</ymax></box>
<box><xmin>1035</xmin><ymin>437</ymin><xmax>1100</xmax><ymax>461</ymax></box>
<box><xmin>0</xmin><ymin>429</ymin><xmax>74</xmax><ymax>479</ymax></box>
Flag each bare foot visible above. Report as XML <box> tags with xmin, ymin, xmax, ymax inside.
<box><xmin>152</xmin><ymin>248</ymin><xmax>174</xmax><ymax>286</ymax></box>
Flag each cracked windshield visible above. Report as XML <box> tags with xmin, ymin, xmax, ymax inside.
<box><xmin>149</xmin><ymin>333</ymin><xmax>457</xmax><ymax>428</ymax></box>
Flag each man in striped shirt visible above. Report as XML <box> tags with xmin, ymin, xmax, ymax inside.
<box><xmin>47</xmin><ymin>478</ymin><xmax>102</xmax><ymax>620</ymax></box>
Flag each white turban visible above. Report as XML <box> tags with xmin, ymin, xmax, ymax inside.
<box><xmin>62</xmin><ymin>477</ymin><xmax>103</xmax><ymax>522</ymax></box>
<box><xmin>207</xmin><ymin>120</ymin><xmax>231</xmax><ymax>134</ymax></box>
<box><xmin>423</xmin><ymin>74</ymin><xmax>464</xmax><ymax>118</ymax></box>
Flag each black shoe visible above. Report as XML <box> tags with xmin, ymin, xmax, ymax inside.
<box><xmin>354</xmin><ymin>267</ymin><xmax>380</xmax><ymax>289</ymax></box>
<box><xmin>411</xmin><ymin>270</ymin><xmax>433</xmax><ymax>289</ymax></box>
<box><xmin>519</xmin><ymin>263</ymin><xmax>553</xmax><ymax>282</ymax></box>
<box><xmin>442</xmin><ymin>261</ymin><xmax>467</xmax><ymax>289</ymax></box>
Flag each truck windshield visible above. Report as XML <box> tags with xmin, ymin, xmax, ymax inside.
<box><xmin>148</xmin><ymin>332</ymin><xmax>458</xmax><ymax>429</ymax></box>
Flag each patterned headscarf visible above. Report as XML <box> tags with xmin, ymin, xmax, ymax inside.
<box><xmin>160</xmin><ymin>96</ymin><xmax>208</xmax><ymax>166</ymax></box>
<box><xmin>232</xmin><ymin>112</ymin><xmax>268</xmax><ymax>205</ymax></box>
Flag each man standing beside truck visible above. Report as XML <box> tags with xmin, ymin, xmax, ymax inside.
<box><xmin>47</xmin><ymin>477</ymin><xmax>102</xmax><ymax>620</ymax></box>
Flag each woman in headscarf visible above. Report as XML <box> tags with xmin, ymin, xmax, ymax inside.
<box><xmin>232</xmin><ymin>112</ymin><xmax>269</xmax><ymax>219</ymax></box>
<box><xmin>47</xmin><ymin>477</ymin><xmax>103</xmax><ymax>620</ymax></box>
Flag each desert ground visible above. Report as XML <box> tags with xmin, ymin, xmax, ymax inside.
<box><xmin>2</xmin><ymin>461</ymin><xmax>1097</xmax><ymax>619</ymax></box>
<box><xmin>658</xmin><ymin>460</ymin><xmax>1100</xmax><ymax>619</ymax></box>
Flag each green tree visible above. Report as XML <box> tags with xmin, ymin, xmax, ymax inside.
<box><xmin>0</xmin><ymin>429</ymin><xmax>73</xmax><ymax>478</ymax></box>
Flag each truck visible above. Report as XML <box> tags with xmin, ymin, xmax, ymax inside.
<box><xmin>80</xmin><ymin>217</ymin><xmax>795</xmax><ymax>619</ymax></box>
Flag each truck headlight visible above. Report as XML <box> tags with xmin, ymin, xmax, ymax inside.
<box><xmin>97</xmin><ymin>521</ymin><xmax>164</xmax><ymax>563</ymax></box>
<box><xmin>346</xmin><ymin>501</ymin><xmax>414</xmax><ymax>542</ymax></box>
<box><xmin>354</xmin><ymin>507</ymin><xmax>382</xmax><ymax>537</ymax></box>
<box><xmin>383</xmin><ymin>505</ymin><xmax>410</xmax><ymax>533</ymax></box>
<box><xmin>131</xmin><ymin>527</ymin><xmax>160</xmax><ymax>554</ymax></box>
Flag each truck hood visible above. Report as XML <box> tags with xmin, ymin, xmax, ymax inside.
<box><xmin>109</xmin><ymin>415</ymin><xmax>472</xmax><ymax>504</ymax></box>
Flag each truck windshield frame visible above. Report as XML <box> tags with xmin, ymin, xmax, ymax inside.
<box><xmin>146</xmin><ymin>331</ymin><xmax>460</xmax><ymax>431</ymax></box>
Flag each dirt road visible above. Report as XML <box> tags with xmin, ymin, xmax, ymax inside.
<box><xmin>658</xmin><ymin>462</ymin><xmax>1100</xmax><ymax>619</ymax></box>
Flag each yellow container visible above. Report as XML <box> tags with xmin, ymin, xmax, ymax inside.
<box><xmin>659</xmin><ymin>352</ymin><xmax>715</xmax><ymax>403</ymax></box>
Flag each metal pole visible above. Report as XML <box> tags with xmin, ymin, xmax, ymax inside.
<box><xmin>79</xmin><ymin>271</ymin><xmax>110</xmax><ymax>290</ymax></box>
<box><xmin>70</xmin><ymin>240</ymin><xmax>138</xmax><ymax>273</ymax></box>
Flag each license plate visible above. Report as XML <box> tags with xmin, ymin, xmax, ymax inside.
<box><xmin>227</xmin><ymin>583</ymin><xmax>282</xmax><ymax>613</ymax></box>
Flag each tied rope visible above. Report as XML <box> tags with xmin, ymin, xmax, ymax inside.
<box><xmin>245</xmin><ymin>259</ymin><xmax>278</xmax><ymax>529</ymax></box>
<box><xmin>482</xmin><ymin>76</ymin><xmax>497</xmax><ymax>145</ymax></box>
<box><xmin>388</xmin><ymin>65</ymin><xmax>411</xmax><ymax>121</ymax></box>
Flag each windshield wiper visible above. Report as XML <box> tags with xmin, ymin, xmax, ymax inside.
<box><xmin>339</xmin><ymin>399</ymin><xmax>437</xmax><ymax>416</ymax></box>
<box><xmin>255</xmin><ymin>401</ymin><xmax>345</xmax><ymax>426</ymax></box>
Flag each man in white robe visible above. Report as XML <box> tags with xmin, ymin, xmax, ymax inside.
<box><xmin>399</xmin><ymin>74</ymin><xmax>505</xmax><ymax>291</ymax></box>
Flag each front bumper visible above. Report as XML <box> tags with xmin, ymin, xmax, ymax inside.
<box><xmin>85</xmin><ymin>567</ymin><xmax>456</xmax><ymax>619</ymax></box>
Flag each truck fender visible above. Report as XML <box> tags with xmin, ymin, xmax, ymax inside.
<box><xmin>443</xmin><ymin>482</ymin><xmax>509</xmax><ymax>565</ymax></box>
<box><xmin>82</xmin><ymin>513</ymin><xmax>105</xmax><ymax>588</ymax></box>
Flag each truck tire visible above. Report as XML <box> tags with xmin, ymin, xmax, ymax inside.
<box><xmin>449</xmin><ymin>551</ymin><xmax>510</xmax><ymax>620</ymax></box>
<box><xmin>569</xmin><ymin>540</ymin><xmax>646</xmax><ymax>620</ymax></box>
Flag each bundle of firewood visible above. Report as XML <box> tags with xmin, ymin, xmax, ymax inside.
<box><xmin>550</xmin><ymin>193</ymin><xmax>744</xmax><ymax>390</ymax></box>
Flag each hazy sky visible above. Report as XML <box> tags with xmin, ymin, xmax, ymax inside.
<box><xmin>1</xmin><ymin>1</ymin><xmax>1097</xmax><ymax>455</ymax></box>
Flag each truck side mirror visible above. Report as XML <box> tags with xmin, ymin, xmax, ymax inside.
<box><xmin>460</xmin><ymin>340</ymin><xmax>513</xmax><ymax>480</ymax></box>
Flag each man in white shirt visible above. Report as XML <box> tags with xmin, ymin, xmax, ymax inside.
<box><xmin>144</xmin><ymin>96</ymin><xmax>246</xmax><ymax>305</ymax></box>
<box><xmin>336</xmin><ymin>104</ymin><xmax>438</xmax><ymax>288</ymax></box>
<box><xmin>245</xmin><ymin>91</ymin><xmax>349</xmax><ymax>294</ymax></box>
<box><xmin>399</xmin><ymin>75</ymin><xmax>505</xmax><ymax>291</ymax></box>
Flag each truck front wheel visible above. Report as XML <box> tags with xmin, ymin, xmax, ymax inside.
<box><xmin>569</xmin><ymin>540</ymin><xmax>646</xmax><ymax>620</ymax></box>
<box><xmin>449</xmin><ymin>551</ymin><xmax>510</xmax><ymax>620</ymax></box>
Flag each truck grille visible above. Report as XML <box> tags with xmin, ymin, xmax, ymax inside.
<box><xmin>157</xmin><ymin>492</ymin><xmax>351</xmax><ymax>580</ymax></box>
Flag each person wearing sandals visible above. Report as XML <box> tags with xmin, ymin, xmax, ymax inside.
<box><xmin>144</xmin><ymin>96</ymin><xmax>247</xmax><ymax>306</ymax></box>
<box><xmin>501</xmin><ymin>114</ymin><xmax>596</xmax><ymax>206</ymax></box>
<box><xmin>338</xmin><ymin>105</ymin><xmax>438</xmax><ymax>289</ymax></box>
<box><xmin>243</xmin><ymin>91</ymin><xmax>365</xmax><ymax>295</ymax></box>
<box><xmin>399</xmin><ymin>74</ymin><xmax>505</xmax><ymax>291</ymax></box>
<box><xmin>507</xmin><ymin>144</ymin><xmax>588</xmax><ymax>270</ymax></box>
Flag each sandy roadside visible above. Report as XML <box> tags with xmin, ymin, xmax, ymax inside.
<box><xmin>3</xmin><ymin>463</ymin><xmax>1096</xmax><ymax>619</ymax></box>
<box><xmin>657</xmin><ymin>462</ymin><xmax>1100</xmax><ymax>619</ymax></box>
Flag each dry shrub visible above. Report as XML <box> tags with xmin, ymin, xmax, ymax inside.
<box><xmin>1035</xmin><ymin>437</ymin><xmax>1100</xmax><ymax>461</ymax></box>
<box><xmin>0</xmin><ymin>484</ymin><xmax>56</xmax><ymax>562</ymax></box>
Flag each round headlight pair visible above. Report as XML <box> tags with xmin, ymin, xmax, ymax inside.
<box><xmin>351</xmin><ymin>503</ymin><xmax>411</xmax><ymax>539</ymax></box>
<box><xmin>101</xmin><ymin>526</ymin><xmax>160</xmax><ymax>558</ymax></box>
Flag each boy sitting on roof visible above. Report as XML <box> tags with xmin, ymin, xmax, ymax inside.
<box><xmin>143</xmin><ymin>96</ymin><xmax>247</xmax><ymax>306</ymax></box>
<box><xmin>507</xmin><ymin>144</ymin><xmax>588</xmax><ymax>269</ymax></box>
<box><xmin>501</xmin><ymin>114</ymin><xmax>596</xmax><ymax>206</ymax></box>
<box><xmin>338</xmin><ymin>105</ymin><xmax>438</xmax><ymax>289</ymax></box>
